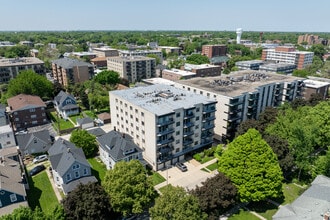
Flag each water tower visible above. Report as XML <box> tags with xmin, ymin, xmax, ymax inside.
<box><xmin>236</xmin><ymin>28</ymin><xmax>243</xmax><ymax>44</ymax></box>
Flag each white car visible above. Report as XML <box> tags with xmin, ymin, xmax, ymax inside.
<box><xmin>33</xmin><ymin>154</ymin><xmax>48</xmax><ymax>164</ymax></box>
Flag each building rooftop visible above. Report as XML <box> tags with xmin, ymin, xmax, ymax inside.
<box><xmin>184</xmin><ymin>63</ymin><xmax>219</xmax><ymax>70</ymax></box>
<box><xmin>163</xmin><ymin>69</ymin><xmax>196</xmax><ymax>77</ymax></box>
<box><xmin>176</xmin><ymin>70</ymin><xmax>304</xmax><ymax>97</ymax></box>
<box><xmin>107</xmin><ymin>56</ymin><xmax>155</xmax><ymax>62</ymax></box>
<box><xmin>0</xmin><ymin>57</ymin><xmax>44</xmax><ymax>67</ymax></box>
<box><xmin>142</xmin><ymin>77</ymin><xmax>175</xmax><ymax>86</ymax></box>
<box><xmin>52</xmin><ymin>57</ymin><xmax>93</xmax><ymax>69</ymax></box>
<box><xmin>260</xmin><ymin>63</ymin><xmax>297</xmax><ymax>69</ymax></box>
<box><xmin>304</xmin><ymin>79</ymin><xmax>330</xmax><ymax>89</ymax></box>
<box><xmin>93</xmin><ymin>47</ymin><xmax>117</xmax><ymax>51</ymax></box>
<box><xmin>7</xmin><ymin>94</ymin><xmax>46</xmax><ymax>111</ymax></box>
<box><xmin>119</xmin><ymin>49</ymin><xmax>161</xmax><ymax>54</ymax></box>
<box><xmin>111</xmin><ymin>84</ymin><xmax>216</xmax><ymax>116</ymax></box>
<box><xmin>236</xmin><ymin>60</ymin><xmax>264</xmax><ymax>65</ymax></box>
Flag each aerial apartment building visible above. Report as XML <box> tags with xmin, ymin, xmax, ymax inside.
<box><xmin>110</xmin><ymin>84</ymin><xmax>217</xmax><ymax>171</ymax></box>
<box><xmin>202</xmin><ymin>45</ymin><xmax>227</xmax><ymax>58</ymax></box>
<box><xmin>119</xmin><ymin>50</ymin><xmax>163</xmax><ymax>63</ymax></box>
<box><xmin>51</xmin><ymin>57</ymin><xmax>94</xmax><ymax>87</ymax></box>
<box><xmin>261</xmin><ymin>46</ymin><xmax>314</xmax><ymax>69</ymax></box>
<box><xmin>181</xmin><ymin>63</ymin><xmax>221</xmax><ymax>77</ymax></box>
<box><xmin>0</xmin><ymin>57</ymin><xmax>45</xmax><ymax>83</ymax></box>
<box><xmin>236</xmin><ymin>60</ymin><xmax>297</xmax><ymax>74</ymax></box>
<box><xmin>162</xmin><ymin>68</ymin><xmax>196</xmax><ymax>81</ymax></box>
<box><xmin>174</xmin><ymin>70</ymin><xmax>304</xmax><ymax>141</ymax></box>
<box><xmin>107</xmin><ymin>56</ymin><xmax>156</xmax><ymax>83</ymax></box>
<box><xmin>92</xmin><ymin>47</ymin><xmax>119</xmax><ymax>57</ymax></box>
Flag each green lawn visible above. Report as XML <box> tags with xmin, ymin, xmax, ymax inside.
<box><xmin>49</xmin><ymin>112</ymin><xmax>75</xmax><ymax>130</ymax></box>
<box><xmin>248</xmin><ymin>201</ymin><xmax>278</xmax><ymax>220</ymax></box>
<box><xmin>281</xmin><ymin>183</ymin><xmax>305</xmax><ymax>205</ymax></box>
<box><xmin>69</xmin><ymin>114</ymin><xmax>82</xmax><ymax>124</ymax></box>
<box><xmin>228</xmin><ymin>209</ymin><xmax>260</xmax><ymax>220</ymax></box>
<box><xmin>88</xmin><ymin>157</ymin><xmax>107</xmax><ymax>183</ymax></box>
<box><xmin>27</xmin><ymin>171</ymin><xmax>58</xmax><ymax>214</ymax></box>
<box><xmin>83</xmin><ymin>110</ymin><xmax>97</xmax><ymax>119</ymax></box>
<box><xmin>150</xmin><ymin>172</ymin><xmax>166</xmax><ymax>186</ymax></box>
<box><xmin>206</xmin><ymin>162</ymin><xmax>218</xmax><ymax>171</ymax></box>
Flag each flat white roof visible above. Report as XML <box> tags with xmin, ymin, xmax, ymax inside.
<box><xmin>164</xmin><ymin>69</ymin><xmax>196</xmax><ymax>76</ymax></box>
<box><xmin>142</xmin><ymin>78</ymin><xmax>175</xmax><ymax>86</ymax></box>
<box><xmin>304</xmin><ymin>79</ymin><xmax>330</xmax><ymax>88</ymax></box>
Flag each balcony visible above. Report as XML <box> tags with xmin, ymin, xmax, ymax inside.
<box><xmin>183</xmin><ymin>138</ymin><xmax>193</xmax><ymax>146</ymax></box>
<box><xmin>157</xmin><ymin>128</ymin><xmax>175</xmax><ymax>136</ymax></box>
<box><xmin>183</xmin><ymin>130</ymin><xmax>194</xmax><ymax>137</ymax></box>
<box><xmin>157</xmin><ymin>146</ymin><xmax>173</xmax><ymax>154</ymax></box>
<box><xmin>157</xmin><ymin>136</ymin><xmax>174</xmax><ymax>146</ymax></box>
<box><xmin>201</xmin><ymin>138</ymin><xmax>213</xmax><ymax>145</ymax></box>
<box><xmin>201</xmin><ymin>131</ymin><xmax>213</xmax><ymax>139</ymax></box>
<box><xmin>202</xmin><ymin>115</ymin><xmax>216</xmax><ymax>122</ymax></box>
<box><xmin>202</xmin><ymin>123</ymin><xmax>215</xmax><ymax>130</ymax></box>
<box><xmin>203</xmin><ymin>106</ymin><xmax>216</xmax><ymax>113</ymax></box>
<box><xmin>157</xmin><ymin>118</ymin><xmax>174</xmax><ymax>127</ymax></box>
<box><xmin>183</xmin><ymin>121</ymin><xmax>194</xmax><ymax>128</ymax></box>
<box><xmin>184</xmin><ymin>113</ymin><xmax>194</xmax><ymax>119</ymax></box>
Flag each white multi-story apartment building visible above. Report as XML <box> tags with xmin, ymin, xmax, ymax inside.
<box><xmin>107</xmin><ymin>56</ymin><xmax>156</xmax><ymax>83</ymax></box>
<box><xmin>110</xmin><ymin>84</ymin><xmax>217</xmax><ymax>170</ymax></box>
<box><xmin>174</xmin><ymin>70</ymin><xmax>305</xmax><ymax>141</ymax></box>
<box><xmin>118</xmin><ymin>50</ymin><xmax>163</xmax><ymax>63</ymax></box>
<box><xmin>261</xmin><ymin>46</ymin><xmax>314</xmax><ymax>69</ymax></box>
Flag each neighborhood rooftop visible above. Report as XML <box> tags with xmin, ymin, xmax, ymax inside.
<box><xmin>52</xmin><ymin>57</ymin><xmax>93</xmax><ymax>68</ymax></box>
<box><xmin>176</xmin><ymin>70</ymin><xmax>304</xmax><ymax>97</ymax></box>
<box><xmin>111</xmin><ymin>84</ymin><xmax>216</xmax><ymax>116</ymax></box>
<box><xmin>0</xmin><ymin>57</ymin><xmax>44</xmax><ymax>66</ymax></box>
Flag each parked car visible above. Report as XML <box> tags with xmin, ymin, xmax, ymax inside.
<box><xmin>176</xmin><ymin>162</ymin><xmax>187</xmax><ymax>172</ymax></box>
<box><xmin>33</xmin><ymin>154</ymin><xmax>48</xmax><ymax>164</ymax></box>
<box><xmin>29</xmin><ymin>165</ymin><xmax>46</xmax><ymax>176</ymax></box>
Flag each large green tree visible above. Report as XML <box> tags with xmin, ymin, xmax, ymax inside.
<box><xmin>94</xmin><ymin>70</ymin><xmax>120</xmax><ymax>85</ymax></box>
<box><xmin>150</xmin><ymin>185</ymin><xmax>207</xmax><ymax>220</ymax></box>
<box><xmin>6</xmin><ymin>70</ymin><xmax>53</xmax><ymax>99</ymax></box>
<box><xmin>103</xmin><ymin>160</ymin><xmax>156</xmax><ymax>216</ymax></box>
<box><xmin>62</xmin><ymin>182</ymin><xmax>115</xmax><ymax>220</ymax></box>
<box><xmin>185</xmin><ymin>54</ymin><xmax>210</xmax><ymax>65</ymax></box>
<box><xmin>191</xmin><ymin>172</ymin><xmax>237</xmax><ymax>217</ymax></box>
<box><xmin>218</xmin><ymin>129</ymin><xmax>283</xmax><ymax>202</ymax></box>
<box><xmin>69</xmin><ymin>129</ymin><xmax>97</xmax><ymax>158</ymax></box>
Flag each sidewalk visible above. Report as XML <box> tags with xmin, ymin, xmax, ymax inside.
<box><xmin>46</xmin><ymin>169</ymin><xmax>62</xmax><ymax>202</ymax></box>
<box><xmin>154</xmin><ymin>158</ymin><xmax>218</xmax><ymax>191</ymax></box>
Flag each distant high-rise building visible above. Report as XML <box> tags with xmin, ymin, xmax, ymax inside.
<box><xmin>236</xmin><ymin>28</ymin><xmax>243</xmax><ymax>44</ymax></box>
<box><xmin>202</xmin><ymin>45</ymin><xmax>227</xmax><ymax>58</ymax></box>
<box><xmin>261</xmin><ymin>46</ymin><xmax>314</xmax><ymax>69</ymax></box>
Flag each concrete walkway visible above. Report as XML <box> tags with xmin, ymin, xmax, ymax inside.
<box><xmin>154</xmin><ymin>158</ymin><xmax>218</xmax><ymax>191</ymax></box>
<box><xmin>46</xmin><ymin>169</ymin><xmax>62</xmax><ymax>202</ymax></box>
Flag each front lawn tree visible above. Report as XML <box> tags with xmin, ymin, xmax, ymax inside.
<box><xmin>103</xmin><ymin>160</ymin><xmax>156</xmax><ymax>217</ymax></box>
<box><xmin>6</xmin><ymin>70</ymin><xmax>53</xmax><ymax>99</ymax></box>
<box><xmin>218</xmin><ymin>129</ymin><xmax>283</xmax><ymax>203</ymax></box>
<box><xmin>94</xmin><ymin>70</ymin><xmax>120</xmax><ymax>85</ymax></box>
<box><xmin>62</xmin><ymin>182</ymin><xmax>115</xmax><ymax>220</ymax></box>
<box><xmin>69</xmin><ymin>129</ymin><xmax>97</xmax><ymax>158</ymax></box>
<box><xmin>150</xmin><ymin>185</ymin><xmax>207</xmax><ymax>220</ymax></box>
<box><xmin>190</xmin><ymin>172</ymin><xmax>238</xmax><ymax>217</ymax></box>
<box><xmin>185</xmin><ymin>54</ymin><xmax>210</xmax><ymax>65</ymax></box>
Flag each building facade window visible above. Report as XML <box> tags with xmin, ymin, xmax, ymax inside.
<box><xmin>10</xmin><ymin>194</ymin><xmax>17</xmax><ymax>202</ymax></box>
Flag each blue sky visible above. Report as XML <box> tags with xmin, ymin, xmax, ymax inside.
<box><xmin>1</xmin><ymin>0</ymin><xmax>329</xmax><ymax>32</ymax></box>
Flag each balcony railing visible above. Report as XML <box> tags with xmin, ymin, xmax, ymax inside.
<box><xmin>157</xmin><ymin>128</ymin><xmax>175</xmax><ymax>136</ymax></box>
<box><xmin>157</xmin><ymin>118</ymin><xmax>174</xmax><ymax>127</ymax></box>
<box><xmin>183</xmin><ymin>121</ymin><xmax>194</xmax><ymax>128</ymax></box>
<box><xmin>157</xmin><ymin>137</ymin><xmax>174</xmax><ymax>146</ymax></box>
<box><xmin>202</xmin><ymin>123</ymin><xmax>215</xmax><ymax>130</ymax></box>
<box><xmin>184</xmin><ymin>113</ymin><xmax>194</xmax><ymax>119</ymax></box>
<box><xmin>203</xmin><ymin>106</ymin><xmax>216</xmax><ymax>113</ymax></box>
<box><xmin>183</xmin><ymin>130</ymin><xmax>194</xmax><ymax>137</ymax></box>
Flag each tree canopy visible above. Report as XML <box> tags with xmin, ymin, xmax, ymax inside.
<box><xmin>94</xmin><ymin>70</ymin><xmax>120</xmax><ymax>85</ymax></box>
<box><xmin>218</xmin><ymin>129</ymin><xmax>283</xmax><ymax>202</ymax></box>
<box><xmin>191</xmin><ymin>172</ymin><xmax>237</xmax><ymax>217</ymax></box>
<box><xmin>150</xmin><ymin>185</ymin><xmax>207</xmax><ymax>220</ymax></box>
<box><xmin>6</xmin><ymin>70</ymin><xmax>53</xmax><ymax>100</ymax></box>
<box><xmin>62</xmin><ymin>182</ymin><xmax>115</xmax><ymax>220</ymax></box>
<box><xmin>103</xmin><ymin>160</ymin><xmax>156</xmax><ymax>216</ymax></box>
<box><xmin>0</xmin><ymin>206</ymin><xmax>65</xmax><ymax>220</ymax></box>
<box><xmin>69</xmin><ymin>129</ymin><xmax>97</xmax><ymax>158</ymax></box>
<box><xmin>185</xmin><ymin>54</ymin><xmax>210</xmax><ymax>65</ymax></box>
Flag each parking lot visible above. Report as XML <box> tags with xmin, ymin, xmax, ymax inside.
<box><xmin>155</xmin><ymin>158</ymin><xmax>218</xmax><ymax>191</ymax></box>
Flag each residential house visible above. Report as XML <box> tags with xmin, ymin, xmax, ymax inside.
<box><xmin>0</xmin><ymin>147</ymin><xmax>28</xmax><ymax>216</ymax></box>
<box><xmin>97</xmin><ymin>130</ymin><xmax>144</xmax><ymax>170</ymax></box>
<box><xmin>7</xmin><ymin>94</ymin><xmax>48</xmax><ymax>131</ymax></box>
<box><xmin>54</xmin><ymin>91</ymin><xmax>79</xmax><ymax>120</ymax></box>
<box><xmin>16</xmin><ymin>130</ymin><xmax>53</xmax><ymax>155</ymax></box>
<box><xmin>48</xmin><ymin>138</ymin><xmax>97</xmax><ymax>195</ymax></box>
<box><xmin>86</xmin><ymin>127</ymin><xmax>106</xmax><ymax>137</ymax></box>
<box><xmin>0</xmin><ymin>104</ymin><xmax>15</xmax><ymax>149</ymax></box>
<box><xmin>77</xmin><ymin>117</ymin><xmax>94</xmax><ymax>129</ymax></box>
<box><xmin>273</xmin><ymin>175</ymin><xmax>330</xmax><ymax>220</ymax></box>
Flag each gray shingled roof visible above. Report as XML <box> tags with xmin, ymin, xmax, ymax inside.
<box><xmin>48</xmin><ymin>138</ymin><xmax>90</xmax><ymax>176</ymax></box>
<box><xmin>54</xmin><ymin>91</ymin><xmax>78</xmax><ymax>111</ymax></box>
<box><xmin>16</xmin><ymin>130</ymin><xmax>52</xmax><ymax>152</ymax></box>
<box><xmin>52</xmin><ymin>57</ymin><xmax>93</xmax><ymax>69</ymax></box>
<box><xmin>273</xmin><ymin>175</ymin><xmax>330</xmax><ymax>220</ymax></box>
<box><xmin>62</xmin><ymin>176</ymin><xmax>98</xmax><ymax>194</ymax></box>
<box><xmin>77</xmin><ymin>117</ymin><xmax>93</xmax><ymax>125</ymax></box>
<box><xmin>97</xmin><ymin>131</ymin><xmax>142</xmax><ymax>162</ymax></box>
<box><xmin>86</xmin><ymin>127</ymin><xmax>106</xmax><ymax>137</ymax></box>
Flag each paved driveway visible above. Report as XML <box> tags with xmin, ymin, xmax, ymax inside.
<box><xmin>155</xmin><ymin>158</ymin><xmax>218</xmax><ymax>191</ymax></box>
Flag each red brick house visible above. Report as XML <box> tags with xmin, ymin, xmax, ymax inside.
<box><xmin>7</xmin><ymin>94</ymin><xmax>47</xmax><ymax>131</ymax></box>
